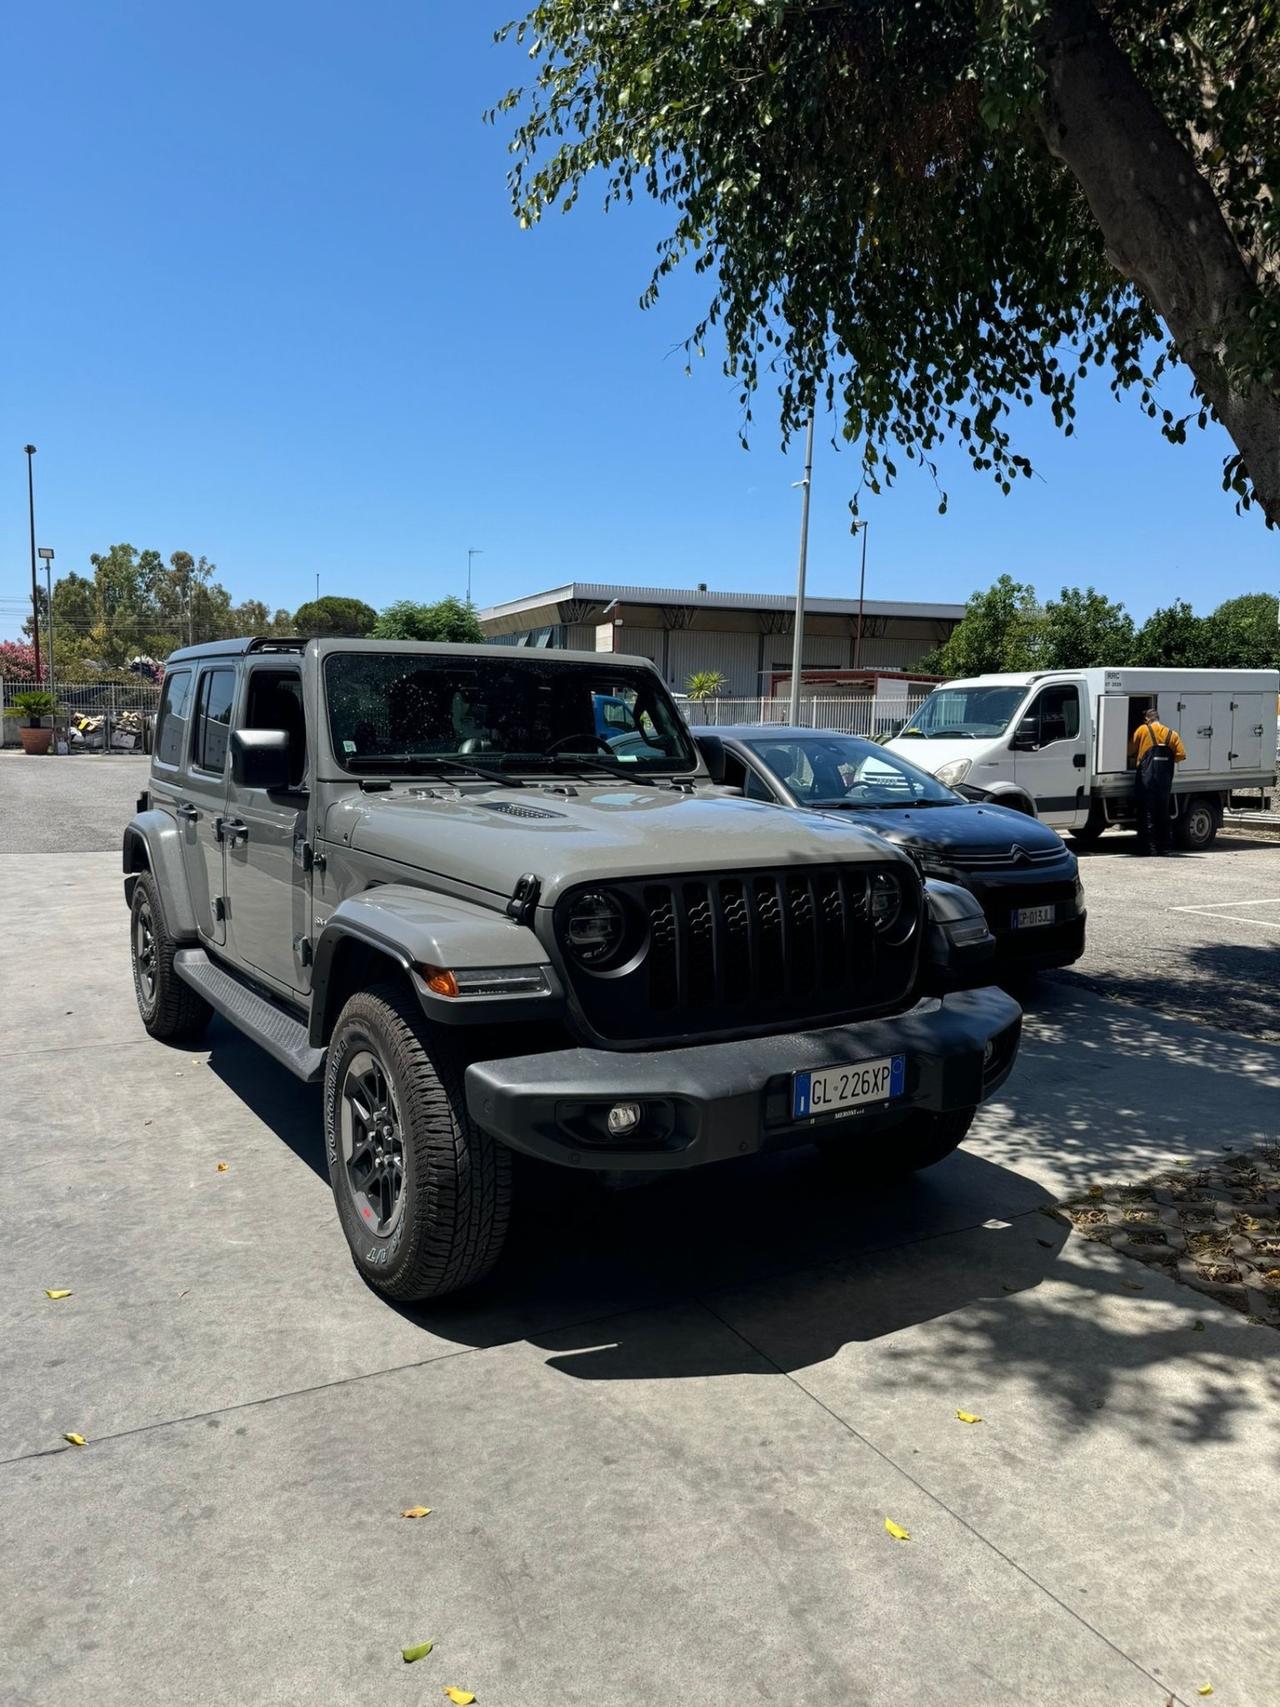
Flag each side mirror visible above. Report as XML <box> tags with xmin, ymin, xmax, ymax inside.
<box><xmin>697</xmin><ymin>734</ymin><xmax>726</xmax><ymax>784</ymax></box>
<box><xmin>1010</xmin><ymin>717</ymin><xmax>1039</xmax><ymax>752</ymax></box>
<box><xmin>232</xmin><ymin>728</ymin><xmax>290</xmax><ymax>790</ymax></box>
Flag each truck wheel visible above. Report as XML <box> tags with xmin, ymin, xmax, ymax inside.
<box><xmin>1174</xmin><ymin>796</ymin><xmax>1218</xmax><ymax>851</ymax></box>
<box><xmin>324</xmin><ymin>983</ymin><xmax>512</xmax><ymax>1301</ymax></box>
<box><xmin>819</xmin><ymin>1107</ymin><xmax>975</xmax><ymax>1177</ymax></box>
<box><xmin>129</xmin><ymin>870</ymin><xmax>211</xmax><ymax>1042</ymax></box>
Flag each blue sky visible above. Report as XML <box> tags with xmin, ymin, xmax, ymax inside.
<box><xmin>2</xmin><ymin>0</ymin><xmax>1275</xmax><ymax>641</ymax></box>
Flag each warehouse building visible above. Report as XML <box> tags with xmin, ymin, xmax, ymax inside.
<box><xmin>477</xmin><ymin>581</ymin><xmax>963</xmax><ymax>700</ymax></box>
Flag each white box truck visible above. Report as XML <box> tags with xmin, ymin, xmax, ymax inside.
<box><xmin>887</xmin><ymin>668</ymin><xmax>1279</xmax><ymax>850</ymax></box>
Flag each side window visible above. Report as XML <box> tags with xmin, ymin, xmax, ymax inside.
<box><xmin>744</xmin><ymin>764</ymin><xmax>779</xmax><ymax>803</ymax></box>
<box><xmin>1031</xmin><ymin>685</ymin><xmax>1081</xmax><ymax>747</ymax></box>
<box><xmin>192</xmin><ymin>668</ymin><xmax>237</xmax><ymax>776</ymax></box>
<box><xmin>243</xmin><ymin>669</ymin><xmax>307</xmax><ymax>788</ymax></box>
<box><xmin>154</xmin><ymin>669</ymin><xmax>193</xmax><ymax>768</ymax></box>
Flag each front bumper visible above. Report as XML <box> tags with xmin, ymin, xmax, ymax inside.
<box><xmin>464</xmin><ymin>987</ymin><xmax>1022</xmax><ymax>1171</ymax></box>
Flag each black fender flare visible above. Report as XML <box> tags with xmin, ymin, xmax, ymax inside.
<box><xmin>122</xmin><ymin>811</ymin><xmax>198</xmax><ymax>938</ymax></box>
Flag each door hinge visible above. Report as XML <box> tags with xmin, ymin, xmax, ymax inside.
<box><xmin>214</xmin><ymin>897</ymin><xmax>227</xmax><ymax>923</ymax></box>
<box><xmin>293</xmin><ymin>934</ymin><xmax>313</xmax><ymax>966</ymax></box>
<box><xmin>295</xmin><ymin>839</ymin><xmax>326</xmax><ymax>873</ymax></box>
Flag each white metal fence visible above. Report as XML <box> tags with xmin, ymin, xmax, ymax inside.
<box><xmin>1</xmin><ymin>679</ymin><xmax>162</xmax><ymax>750</ymax></box>
<box><xmin>682</xmin><ymin>695</ymin><xmax>926</xmax><ymax>738</ymax></box>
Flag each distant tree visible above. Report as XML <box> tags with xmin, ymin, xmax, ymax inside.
<box><xmin>370</xmin><ymin>596</ymin><xmax>485</xmax><ymax>644</ymax></box>
<box><xmin>293</xmin><ymin>595</ymin><xmax>378</xmax><ymax>638</ymax></box>
<box><xmin>919</xmin><ymin>575</ymin><xmax>1044</xmax><ymax>677</ymax></box>
<box><xmin>1035</xmin><ymin>586</ymin><xmax>1134</xmax><ymax>668</ymax></box>
<box><xmin>686</xmin><ymin>670</ymin><xmax>728</xmax><ymax>700</ymax></box>
<box><xmin>1130</xmin><ymin>599</ymin><xmax>1208</xmax><ymax>666</ymax></box>
<box><xmin>1203</xmin><ymin>592</ymin><xmax>1279</xmax><ymax>669</ymax></box>
<box><xmin>230</xmin><ymin>599</ymin><xmax>272</xmax><ymax>634</ymax></box>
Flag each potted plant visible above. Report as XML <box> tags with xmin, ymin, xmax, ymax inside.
<box><xmin>6</xmin><ymin>689</ymin><xmax>58</xmax><ymax>755</ymax></box>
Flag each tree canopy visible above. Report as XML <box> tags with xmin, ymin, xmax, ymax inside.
<box><xmin>370</xmin><ymin>597</ymin><xmax>486</xmax><ymax>644</ymax></box>
<box><xmin>292</xmin><ymin>595</ymin><xmax>377</xmax><ymax>638</ymax></box>
<box><xmin>496</xmin><ymin>0</ymin><xmax>1280</xmax><ymax>524</ymax></box>
<box><xmin>922</xmin><ymin>577</ymin><xmax>1278</xmax><ymax>674</ymax></box>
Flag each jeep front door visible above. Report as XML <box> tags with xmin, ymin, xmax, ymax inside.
<box><xmin>224</xmin><ymin>664</ymin><xmax>312</xmax><ymax>994</ymax></box>
<box><xmin>1010</xmin><ymin>683</ymin><xmax>1088</xmax><ymax>828</ymax></box>
<box><xmin>181</xmin><ymin>665</ymin><xmax>236</xmax><ymax>945</ymax></box>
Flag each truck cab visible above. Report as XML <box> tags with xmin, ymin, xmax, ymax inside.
<box><xmin>124</xmin><ymin>637</ymin><xmax>1022</xmax><ymax>1302</ymax></box>
<box><xmin>889</xmin><ymin>667</ymin><xmax>1279</xmax><ymax>848</ymax></box>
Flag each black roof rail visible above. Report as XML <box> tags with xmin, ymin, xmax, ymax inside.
<box><xmin>246</xmin><ymin>636</ymin><xmax>308</xmax><ymax>653</ymax></box>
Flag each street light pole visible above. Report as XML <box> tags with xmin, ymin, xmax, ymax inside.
<box><xmin>24</xmin><ymin>446</ymin><xmax>41</xmax><ymax>683</ymax></box>
<box><xmin>38</xmin><ymin>548</ymin><xmax>55</xmax><ymax>723</ymax></box>
<box><xmin>787</xmin><ymin>415</ymin><xmax>816</xmax><ymax>725</ymax></box>
<box><xmin>853</xmin><ymin>521</ymin><xmax>869</xmax><ymax>670</ymax></box>
<box><xmin>467</xmin><ymin>548</ymin><xmax>483</xmax><ymax>604</ymax></box>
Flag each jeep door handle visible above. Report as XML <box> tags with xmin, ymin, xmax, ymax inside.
<box><xmin>175</xmin><ymin>803</ymin><xmax>199</xmax><ymax>823</ymax></box>
<box><xmin>215</xmin><ymin>817</ymin><xmax>249</xmax><ymax>845</ymax></box>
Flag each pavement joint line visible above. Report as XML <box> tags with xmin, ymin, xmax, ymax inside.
<box><xmin>0</xmin><ymin>1202</ymin><xmax>1059</xmax><ymax>1476</ymax></box>
<box><xmin>693</xmin><ymin>1294</ymin><xmax>1192</xmax><ymax>1707</ymax></box>
<box><xmin>0</xmin><ymin>1039</ymin><xmax>157</xmax><ymax>1062</ymax></box>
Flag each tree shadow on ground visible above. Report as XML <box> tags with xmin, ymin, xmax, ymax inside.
<box><xmin>1050</xmin><ymin>935</ymin><xmax>1280</xmax><ymax>1044</ymax></box>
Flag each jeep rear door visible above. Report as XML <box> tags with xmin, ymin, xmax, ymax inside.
<box><xmin>223</xmin><ymin>662</ymin><xmax>312</xmax><ymax>995</ymax></box>
<box><xmin>181</xmin><ymin>665</ymin><xmax>236</xmax><ymax>945</ymax></box>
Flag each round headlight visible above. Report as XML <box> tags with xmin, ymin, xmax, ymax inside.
<box><xmin>870</xmin><ymin>871</ymin><xmax>903</xmax><ymax>932</ymax></box>
<box><xmin>565</xmin><ymin>890</ymin><xmax>627</xmax><ymax>968</ymax></box>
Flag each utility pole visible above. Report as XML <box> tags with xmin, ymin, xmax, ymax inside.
<box><xmin>38</xmin><ymin>548</ymin><xmax>55</xmax><ymax>720</ymax></box>
<box><xmin>467</xmin><ymin>548</ymin><xmax>483</xmax><ymax>604</ymax></box>
<box><xmin>787</xmin><ymin>415</ymin><xmax>816</xmax><ymax>725</ymax></box>
<box><xmin>853</xmin><ymin>521</ymin><xmax>870</xmax><ymax>670</ymax></box>
<box><xmin>24</xmin><ymin>446</ymin><xmax>41</xmax><ymax>683</ymax></box>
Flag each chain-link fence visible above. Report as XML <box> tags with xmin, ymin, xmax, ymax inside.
<box><xmin>682</xmin><ymin>695</ymin><xmax>926</xmax><ymax>738</ymax></box>
<box><xmin>1</xmin><ymin>679</ymin><xmax>162</xmax><ymax>751</ymax></box>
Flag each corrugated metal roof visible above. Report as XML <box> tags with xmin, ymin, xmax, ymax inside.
<box><xmin>477</xmin><ymin>581</ymin><xmax>964</xmax><ymax>622</ymax></box>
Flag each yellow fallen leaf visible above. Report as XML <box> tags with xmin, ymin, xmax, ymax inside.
<box><xmin>955</xmin><ymin>1410</ymin><xmax>983</xmax><ymax>1425</ymax></box>
<box><xmin>63</xmin><ymin>1433</ymin><xmax>86</xmax><ymax>1447</ymax></box>
<box><xmin>401</xmin><ymin>1505</ymin><xmax>432</xmax><ymax>1519</ymax></box>
<box><xmin>45</xmin><ymin>1289</ymin><xmax>73</xmax><ymax>1300</ymax></box>
<box><xmin>216</xmin><ymin>1162</ymin><xmax>229</xmax><ymax>1173</ymax></box>
<box><xmin>444</xmin><ymin>1691</ymin><xmax>476</xmax><ymax>1705</ymax></box>
<box><xmin>401</xmin><ymin>1641</ymin><xmax>434</xmax><ymax>1663</ymax></box>
<box><xmin>1198</xmin><ymin>1687</ymin><xmax>1214</xmax><ymax>1697</ymax></box>
<box><xmin>884</xmin><ymin>1518</ymin><xmax>910</xmax><ymax>1541</ymax></box>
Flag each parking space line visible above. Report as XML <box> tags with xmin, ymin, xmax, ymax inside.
<box><xmin>1170</xmin><ymin>897</ymin><xmax>1280</xmax><ymax>912</ymax></box>
<box><xmin>1169</xmin><ymin>906</ymin><xmax>1280</xmax><ymax>932</ymax></box>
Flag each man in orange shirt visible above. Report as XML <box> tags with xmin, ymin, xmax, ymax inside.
<box><xmin>1129</xmin><ymin>708</ymin><xmax>1186</xmax><ymax>856</ymax></box>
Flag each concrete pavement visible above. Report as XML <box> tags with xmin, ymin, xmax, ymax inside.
<box><xmin>2</xmin><ymin>847</ymin><xmax>1278</xmax><ymax>1706</ymax></box>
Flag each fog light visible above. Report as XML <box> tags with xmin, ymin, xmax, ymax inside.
<box><xmin>607</xmin><ymin>1101</ymin><xmax>642</xmax><ymax>1136</ymax></box>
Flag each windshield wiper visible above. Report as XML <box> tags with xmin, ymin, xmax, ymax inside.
<box><xmin>523</xmin><ymin>754</ymin><xmax>660</xmax><ymax>786</ymax></box>
<box><xmin>344</xmin><ymin>754</ymin><xmax>524</xmax><ymax>788</ymax></box>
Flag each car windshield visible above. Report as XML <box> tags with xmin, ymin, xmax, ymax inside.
<box><xmin>896</xmin><ymin>685</ymin><xmax>1027</xmax><ymax>739</ymax></box>
<box><xmin>324</xmin><ymin>652</ymin><xmax>697</xmax><ymax>775</ymax></box>
<box><xmin>743</xmin><ymin>733</ymin><xmax>960</xmax><ymax>808</ymax></box>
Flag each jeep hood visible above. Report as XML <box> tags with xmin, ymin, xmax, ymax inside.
<box><xmin>323</xmin><ymin>784</ymin><xmax>904</xmax><ymax>903</ymax></box>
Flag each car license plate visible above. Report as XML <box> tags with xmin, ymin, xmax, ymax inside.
<box><xmin>792</xmin><ymin>1055</ymin><xmax>905</xmax><ymax>1121</ymax></box>
<box><xmin>1013</xmin><ymin>904</ymin><xmax>1055</xmax><ymax>929</ymax></box>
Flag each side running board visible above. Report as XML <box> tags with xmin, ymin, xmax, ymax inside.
<box><xmin>173</xmin><ymin>948</ymin><xmax>325</xmax><ymax>1083</ymax></box>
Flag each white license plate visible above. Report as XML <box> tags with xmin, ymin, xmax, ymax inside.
<box><xmin>792</xmin><ymin>1054</ymin><xmax>905</xmax><ymax>1121</ymax></box>
<box><xmin>1013</xmin><ymin>904</ymin><xmax>1055</xmax><ymax>929</ymax></box>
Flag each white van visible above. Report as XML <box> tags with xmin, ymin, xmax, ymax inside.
<box><xmin>888</xmin><ymin>667</ymin><xmax>1279</xmax><ymax>850</ymax></box>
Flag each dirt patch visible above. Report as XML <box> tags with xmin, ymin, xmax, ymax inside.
<box><xmin>1062</xmin><ymin>1145</ymin><xmax>1280</xmax><ymax>1325</ymax></box>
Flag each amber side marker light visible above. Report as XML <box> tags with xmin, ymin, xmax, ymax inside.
<box><xmin>417</xmin><ymin>964</ymin><xmax>551</xmax><ymax>999</ymax></box>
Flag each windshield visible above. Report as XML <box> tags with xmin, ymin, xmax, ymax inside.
<box><xmin>743</xmin><ymin>733</ymin><xmax>960</xmax><ymax>808</ymax></box>
<box><xmin>896</xmin><ymin>685</ymin><xmax>1027</xmax><ymax>739</ymax></box>
<box><xmin>324</xmin><ymin>652</ymin><xmax>697</xmax><ymax>775</ymax></box>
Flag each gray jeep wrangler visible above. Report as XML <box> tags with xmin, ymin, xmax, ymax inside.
<box><xmin>124</xmin><ymin>638</ymin><xmax>1020</xmax><ymax>1300</ymax></box>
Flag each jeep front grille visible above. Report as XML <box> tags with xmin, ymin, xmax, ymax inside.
<box><xmin>553</xmin><ymin>864</ymin><xmax>921</xmax><ymax>1045</ymax></box>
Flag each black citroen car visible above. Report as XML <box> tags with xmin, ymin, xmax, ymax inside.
<box><xmin>696</xmin><ymin>726</ymin><xmax>1086</xmax><ymax>973</ymax></box>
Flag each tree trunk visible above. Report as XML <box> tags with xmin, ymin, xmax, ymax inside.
<box><xmin>1033</xmin><ymin>0</ymin><xmax>1280</xmax><ymax>526</ymax></box>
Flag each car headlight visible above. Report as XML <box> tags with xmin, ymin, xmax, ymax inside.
<box><xmin>870</xmin><ymin>871</ymin><xmax>902</xmax><ymax>932</ymax></box>
<box><xmin>564</xmin><ymin>889</ymin><xmax>630</xmax><ymax>969</ymax></box>
<box><xmin>933</xmin><ymin>758</ymin><xmax>972</xmax><ymax>787</ymax></box>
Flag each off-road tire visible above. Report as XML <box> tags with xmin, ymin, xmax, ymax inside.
<box><xmin>1174</xmin><ymin>795</ymin><xmax>1218</xmax><ymax>852</ymax></box>
<box><xmin>324</xmin><ymin>983</ymin><xmax>512</xmax><ymax>1301</ymax></box>
<box><xmin>819</xmin><ymin>1106</ymin><xmax>975</xmax><ymax>1177</ymax></box>
<box><xmin>129</xmin><ymin>869</ymin><xmax>212</xmax><ymax>1043</ymax></box>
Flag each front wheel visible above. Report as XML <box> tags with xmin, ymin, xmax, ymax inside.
<box><xmin>1174</xmin><ymin>795</ymin><xmax>1218</xmax><ymax>851</ymax></box>
<box><xmin>324</xmin><ymin>984</ymin><xmax>512</xmax><ymax>1301</ymax></box>
<box><xmin>819</xmin><ymin>1106</ymin><xmax>975</xmax><ymax>1177</ymax></box>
